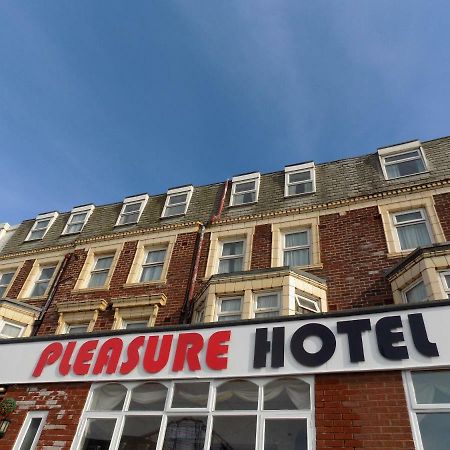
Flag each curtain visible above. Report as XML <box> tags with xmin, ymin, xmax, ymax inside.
<box><xmin>405</xmin><ymin>281</ymin><xmax>427</xmax><ymax>303</ymax></box>
<box><xmin>284</xmin><ymin>249</ymin><xmax>310</xmax><ymax>266</ymax></box>
<box><xmin>397</xmin><ymin>223</ymin><xmax>431</xmax><ymax>249</ymax></box>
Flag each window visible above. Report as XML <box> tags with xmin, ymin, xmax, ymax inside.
<box><xmin>406</xmin><ymin>370</ymin><xmax>450</xmax><ymax>450</ymax></box>
<box><xmin>0</xmin><ymin>270</ymin><xmax>15</xmax><ymax>297</ymax></box>
<box><xmin>25</xmin><ymin>212</ymin><xmax>58</xmax><ymax>241</ymax></box>
<box><xmin>116</xmin><ymin>194</ymin><xmax>148</xmax><ymax>226</ymax></box>
<box><xmin>403</xmin><ymin>279</ymin><xmax>428</xmax><ymax>304</ymax></box>
<box><xmin>392</xmin><ymin>209</ymin><xmax>432</xmax><ymax>251</ymax></box>
<box><xmin>254</xmin><ymin>292</ymin><xmax>280</xmax><ymax>318</ymax></box>
<box><xmin>74</xmin><ymin>377</ymin><xmax>313</xmax><ymax>450</ymax></box>
<box><xmin>87</xmin><ymin>255</ymin><xmax>114</xmax><ymax>288</ymax></box>
<box><xmin>66</xmin><ymin>324</ymin><xmax>89</xmax><ymax>334</ymax></box>
<box><xmin>283</xmin><ymin>230</ymin><xmax>311</xmax><ymax>266</ymax></box>
<box><xmin>295</xmin><ymin>292</ymin><xmax>321</xmax><ymax>314</ymax></box>
<box><xmin>139</xmin><ymin>248</ymin><xmax>167</xmax><ymax>282</ymax></box>
<box><xmin>284</xmin><ymin>162</ymin><xmax>315</xmax><ymax>197</ymax></box>
<box><xmin>218</xmin><ymin>240</ymin><xmax>245</xmax><ymax>274</ymax></box>
<box><xmin>0</xmin><ymin>319</ymin><xmax>25</xmax><ymax>339</ymax></box>
<box><xmin>30</xmin><ymin>266</ymin><xmax>56</xmax><ymax>297</ymax></box>
<box><xmin>216</xmin><ymin>297</ymin><xmax>242</xmax><ymax>322</ymax></box>
<box><xmin>122</xmin><ymin>320</ymin><xmax>148</xmax><ymax>330</ymax></box>
<box><xmin>13</xmin><ymin>411</ymin><xmax>48</xmax><ymax>450</ymax></box>
<box><xmin>162</xmin><ymin>185</ymin><xmax>194</xmax><ymax>218</ymax></box>
<box><xmin>62</xmin><ymin>204</ymin><xmax>94</xmax><ymax>235</ymax></box>
<box><xmin>230</xmin><ymin>172</ymin><xmax>260</xmax><ymax>206</ymax></box>
<box><xmin>440</xmin><ymin>272</ymin><xmax>450</xmax><ymax>299</ymax></box>
<box><xmin>378</xmin><ymin>141</ymin><xmax>427</xmax><ymax>180</ymax></box>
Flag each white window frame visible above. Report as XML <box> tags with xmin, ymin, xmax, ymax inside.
<box><xmin>402</xmin><ymin>278</ymin><xmax>427</xmax><ymax>304</ymax></box>
<box><xmin>378</xmin><ymin>141</ymin><xmax>428</xmax><ymax>180</ymax></box>
<box><xmin>13</xmin><ymin>411</ymin><xmax>48</xmax><ymax>450</ymax></box>
<box><xmin>122</xmin><ymin>320</ymin><xmax>149</xmax><ymax>330</ymax></box>
<box><xmin>284</xmin><ymin>162</ymin><xmax>316</xmax><ymax>197</ymax></box>
<box><xmin>0</xmin><ymin>319</ymin><xmax>26</xmax><ymax>339</ymax></box>
<box><xmin>253</xmin><ymin>291</ymin><xmax>281</xmax><ymax>318</ymax></box>
<box><xmin>62</xmin><ymin>204</ymin><xmax>94</xmax><ymax>235</ymax></box>
<box><xmin>25</xmin><ymin>212</ymin><xmax>58</xmax><ymax>241</ymax></box>
<box><xmin>139</xmin><ymin>247</ymin><xmax>167</xmax><ymax>283</ymax></box>
<box><xmin>282</xmin><ymin>229</ymin><xmax>311</xmax><ymax>267</ymax></box>
<box><xmin>71</xmin><ymin>377</ymin><xmax>315</xmax><ymax>450</ymax></box>
<box><xmin>440</xmin><ymin>271</ymin><xmax>450</xmax><ymax>299</ymax></box>
<box><xmin>392</xmin><ymin>208</ymin><xmax>433</xmax><ymax>252</ymax></box>
<box><xmin>87</xmin><ymin>254</ymin><xmax>114</xmax><ymax>289</ymax></box>
<box><xmin>65</xmin><ymin>323</ymin><xmax>90</xmax><ymax>335</ymax></box>
<box><xmin>161</xmin><ymin>185</ymin><xmax>194</xmax><ymax>218</ymax></box>
<box><xmin>0</xmin><ymin>269</ymin><xmax>16</xmax><ymax>298</ymax></box>
<box><xmin>295</xmin><ymin>293</ymin><xmax>321</xmax><ymax>314</ymax></box>
<box><xmin>29</xmin><ymin>265</ymin><xmax>56</xmax><ymax>298</ymax></box>
<box><xmin>217</xmin><ymin>239</ymin><xmax>246</xmax><ymax>274</ymax></box>
<box><xmin>215</xmin><ymin>296</ymin><xmax>243</xmax><ymax>322</ymax></box>
<box><xmin>230</xmin><ymin>172</ymin><xmax>261</xmax><ymax>206</ymax></box>
<box><xmin>115</xmin><ymin>194</ymin><xmax>148</xmax><ymax>227</ymax></box>
<box><xmin>404</xmin><ymin>370</ymin><xmax>450</xmax><ymax>450</ymax></box>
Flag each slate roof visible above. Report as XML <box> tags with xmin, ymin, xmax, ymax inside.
<box><xmin>2</xmin><ymin>135</ymin><xmax>450</xmax><ymax>257</ymax></box>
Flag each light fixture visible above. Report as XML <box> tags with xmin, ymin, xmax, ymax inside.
<box><xmin>0</xmin><ymin>419</ymin><xmax>10</xmax><ymax>438</ymax></box>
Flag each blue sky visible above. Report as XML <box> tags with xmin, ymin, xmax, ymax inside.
<box><xmin>1</xmin><ymin>1</ymin><xmax>450</xmax><ymax>224</ymax></box>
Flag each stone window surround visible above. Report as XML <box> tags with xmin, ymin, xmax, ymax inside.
<box><xmin>56</xmin><ymin>299</ymin><xmax>108</xmax><ymax>334</ymax></box>
<box><xmin>111</xmin><ymin>294</ymin><xmax>167</xmax><ymax>330</ymax></box>
<box><xmin>271</xmin><ymin>215</ymin><xmax>321</xmax><ymax>269</ymax></box>
<box><xmin>0</xmin><ymin>299</ymin><xmax>41</xmax><ymax>338</ymax></box>
<box><xmin>387</xmin><ymin>245</ymin><xmax>450</xmax><ymax>304</ymax></box>
<box><xmin>204</xmin><ymin>226</ymin><xmax>255</xmax><ymax>279</ymax></box>
<box><xmin>197</xmin><ymin>268</ymin><xmax>327</xmax><ymax>323</ymax></box>
<box><xmin>125</xmin><ymin>235</ymin><xmax>176</xmax><ymax>286</ymax></box>
<box><xmin>0</xmin><ymin>262</ymin><xmax>23</xmax><ymax>299</ymax></box>
<box><xmin>18</xmin><ymin>256</ymin><xmax>63</xmax><ymax>300</ymax></box>
<box><xmin>379</xmin><ymin>196</ymin><xmax>445</xmax><ymax>257</ymax></box>
<box><xmin>73</xmin><ymin>242</ymin><xmax>124</xmax><ymax>292</ymax></box>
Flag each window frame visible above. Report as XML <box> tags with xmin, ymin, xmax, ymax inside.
<box><xmin>392</xmin><ymin>208</ymin><xmax>433</xmax><ymax>252</ymax></box>
<box><xmin>217</xmin><ymin>239</ymin><xmax>246</xmax><ymax>274</ymax></box>
<box><xmin>0</xmin><ymin>269</ymin><xmax>16</xmax><ymax>298</ymax></box>
<box><xmin>283</xmin><ymin>229</ymin><xmax>312</xmax><ymax>267</ymax></box>
<box><xmin>253</xmin><ymin>291</ymin><xmax>281</xmax><ymax>319</ymax></box>
<box><xmin>439</xmin><ymin>271</ymin><xmax>450</xmax><ymax>299</ymax></box>
<box><xmin>12</xmin><ymin>411</ymin><xmax>48</xmax><ymax>450</ymax></box>
<box><xmin>25</xmin><ymin>212</ymin><xmax>58</xmax><ymax>241</ymax></box>
<box><xmin>295</xmin><ymin>292</ymin><xmax>321</xmax><ymax>314</ymax></box>
<box><xmin>87</xmin><ymin>254</ymin><xmax>115</xmax><ymax>289</ymax></box>
<box><xmin>115</xmin><ymin>194</ymin><xmax>148</xmax><ymax>227</ymax></box>
<box><xmin>66</xmin><ymin>323</ymin><xmax>90</xmax><ymax>335</ymax></box>
<box><xmin>161</xmin><ymin>185</ymin><xmax>194</xmax><ymax>218</ymax></box>
<box><xmin>215</xmin><ymin>296</ymin><xmax>243</xmax><ymax>322</ymax></box>
<box><xmin>72</xmin><ymin>377</ymin><xmax>315</xmax><ymax>450</ymax></box>
<box><xmin>284</xmin><ymin>162</ymin><xmax>316</xmax><ymax>197</ymax></box>
<box><xmin>62</xmin><ymin>204</ymin><xmax>94</xmax><ymax>235</ymax></box>
<box><xmin>29</xmin><ymin>265</ymin><xmax>57</xmax><ymax>298</ymax></box>
<box><xmin>139</xmin><ymin>247</ymin><xmax>167</xmax><ymax>283</ymax></box>
<box><xmin>402</xmin><ymin>278</ymin><xmax>428</xmax><ymax>304</ymax></box>
<box><xmin>0</xmin><ymin>318</ymin><xmax>26</xmax><ymax>339</ymax></box>
<box><xmin>230</xmin><ymin>172</ymin><xmax>261</xmax><ymax>207</ymax></box>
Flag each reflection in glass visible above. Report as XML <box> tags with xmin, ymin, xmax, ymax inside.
<box><xmin>129</xmin><ymin>383</ymin><xmax>167</xmax><ymax>411</ymax></box>
<box><xmin>162</xmin><ymin>416</ymin><xmax>207</xmax><ymax>450</ymax></box>
<box><xmin>412</xmin><ymin>371</ymin><xmax>450</xmax><ymax>404</ymax></box>
<box><xmin>18</xmin><ymin>418</ymin><xmax>42</xmax><ymax>450</ymax></box>
<box><xmin>172</xmin><ymin>382</ymin><xmax>209</xmax><ymax>408</ymax></box>
<box><xmin>80</xmin><ymin>418</ymin><xmax>116</xmax><ymax>450</ymax></box>
<box><xmin>216</xmin><ymin>380</ymin><xmax>258</xmax><ymax>410</ymax></box>
<box><xmin>90</xmin><ymin>383</ymin><xmax>127</xmax><ymax>411</ymax></box>
<box><xmin>418</xmin><ymin>413</ymin><xmax>450</xmax><ymax>450</ymax></box>
<box><xmin>118</xmin><ymin>416</ymin><xmax>161</xmax><ymax>450</ymax></box>
<box><xmin>210</xmin><ymin>416</ymin><xmax>256</xmax><ymax>450</ymax></box>
<box><xmin>264</xmin><ymin>418</ymin><xmax>307</xmax><ymax>450</ymax></box>
<box><xmin>264</xmin><ymin>378</ymin><xmax>310</xmax><ymax>410</ymax></box>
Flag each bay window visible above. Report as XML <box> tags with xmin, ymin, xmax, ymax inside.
<box><xmin>254</xmin><ymin>292</ymin><xmax>280</xmax><ymax>318</ymax></box>
<box><xmin>216</xmin><ymin>297</ymin><xmax>242</xmax><ymax>322</ymax></box>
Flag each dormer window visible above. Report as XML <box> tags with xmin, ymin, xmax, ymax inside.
<box><xmin>230</xmin><ymin>172</ymin><xmax>260</xmax><ymax>206</ymax></box>
<box><xmin>161</xmin><ymin>185</ymin><xmax>193</xmax><ymax>218</ymax></box>
<box><xmin>378</xmin><ymin>140</ymin><xmax>427</xmax><ymax>180</ymax></box>
<box><xmin>116</xmin><ymin>194</ymin><xmax>148</xmax><ymax>226</ymax></box>
<box><xmin>25</xmin><ymin>212</ymin><xmax>58</xmax><ymax>241</ymax></box>
<box><xmin>62</xmin><ymin>204</ymin><xmax>94</xmax><ymax>235</ymax></box>
<box><xmin>284</xmin><ymin>162</ymin><xmax>315</xmax><ymax>197</ymax></box>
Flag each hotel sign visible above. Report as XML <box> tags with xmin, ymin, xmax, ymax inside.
<box><xmin>0</xmin><ymin>303</ymin><xmax>449</xmax><ymax>384</ymax></box>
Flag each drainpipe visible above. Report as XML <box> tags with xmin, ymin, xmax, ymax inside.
<box><xmin>31</xmin><ymin>253</ymin><xmax>71</xmax><ymax>336</ymax></box>
<box><xmin>180</xmin><ymin>180</ymin><xmax>230</xmax><ymax>323</ymax></box>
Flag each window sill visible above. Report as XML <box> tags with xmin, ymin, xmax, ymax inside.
<box><xmin>71</xmin><ymin>286</ymin><xmax>110</xmax><ymax>293</ymax></box>
<box><xmin>17</xmin><ymin>295</ymin><xmax>48</xmax><ymax>301</ymax></box>
<box><xmin>160</xmin><ymin>213</ymin><xmax>186</xmax><ymax>220</ymax></box>
<box><xmin>284</xmin><ymin>192</ymin><xmax>315</xmax><ymax>199</ymax></box>
<box><xmin>123</xmin><ymin>280</ymin><xmax>167</xmax><ymax>288</ymax></box>
<box><xmin>227</xmin><ymin>201</ymin><xmax>258</xmax><ymax>208</ymax></box>
<box><xmin>387</xmin><ymin>251</ymin><xmax>413</xmax><ymax>259</ymax></box>
<box><xmin>384</xmin><ymin>170</ymin><xmax>430</xmax><ymax>181</ymax></box>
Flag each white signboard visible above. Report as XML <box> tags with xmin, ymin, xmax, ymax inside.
<box><xmin>0</xmin><ymin>303</ymin><xmax>449</xmax><ymax>384</ymax></box>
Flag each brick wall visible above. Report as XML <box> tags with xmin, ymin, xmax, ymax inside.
<box><xmin>6</xmin><ymin>259</ymin><xmax>34</xmax><ymax>298</ymax></box>
<box><xmin>315</xmin><ymin>371</ymin><xmax>414</xmax><ymax>449</ymax></box>
<box><xmin>1</xmin><ymin>383</ymin><xmax>90</xmax><ymax>450</ymax></box>
<box><xmin>434</xmin><ymin>192</ymin><xmax>450</xmax><ymax>241</ymax></box>
<box><xmin>251</xmin><ymin>224</ymin><xmax>272</xmax><ymax>270</ymax></box>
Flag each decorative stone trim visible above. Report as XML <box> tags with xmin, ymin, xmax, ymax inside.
<box><xmin>55</xmin><ymin>299</ymin><xmax>108</xmax><ymax>334</ymax></box>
